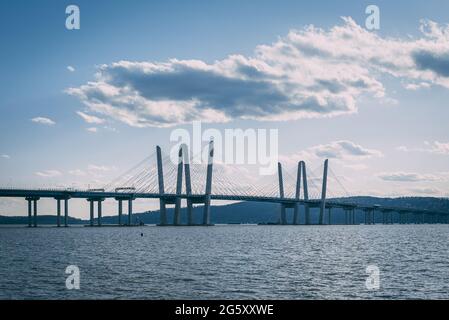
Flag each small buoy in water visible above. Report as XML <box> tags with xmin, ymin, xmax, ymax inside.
<box><xmin>141</xmin><ymin>233</ymin><xmax>143</xmax><ymax>237</ymax></box>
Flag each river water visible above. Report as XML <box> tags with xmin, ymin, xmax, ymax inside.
<box><xmin>0</xmin><ymin>224</ymin><xmax>448</xmax><ymax>299</ymax></box>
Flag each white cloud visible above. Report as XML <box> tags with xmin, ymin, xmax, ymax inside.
<box><xmin>309</xmin><ymin>140</ymin><xmax>383</xmax><ymax>160</ymax></box>
<box><xmin>76</xmin><ymin>111</ymin><xmax>105</xmax><ymax>124</ymax></box>
<box><xmin>31</xmin><ymin>117</ymin><xmax>56</xmax><ymax>126</ymax></box>
<box><xmin>407</xmin><ymin>187</ymin><xmax>445</xmax><ymax>196</ymax></box>
<box><xmin>67</xmin><ymin>18</ymin><xmax>449</xmax><ymax>127</ymax></box>
<box><xmin>86</xmin><ymin>127</ymin><xmax>98</xmax><ymax>133</ymax></box>
<box><xmin>378</xmin><ymin>172</ymin><xmax>441</xmax><ymax>182</ymax></box>
<box><xmin>397</xmin><ymin>141</ymin><xmax>449</xmax><ymax>155</ymax></box>
<box><xmin>1</xmin><ymin>154</ymin><xmax>10</xmax><ymax>159</ymax></box>
<box><xmin>35</xmin><ymin>170</ymin><xmax>62</xmax><ymax>178</ymax></box>
<box><xmin>404</xmin><ymin>82</ymin><xmax>431</xmax><ymax>90</ymax></box>
<box><xmin>67</xmin><ymin>66</ymin><xmax>76</xmax><ymax>72</ymax></box>
<box><xmin>88</xmin><ymin>164</ymin><xmax>116</xmax><ymax>172</ymax></box>
<box><xmin>280</xmin><ymin>140</ymin><xmax>382</xmax><ymax>169</ymax></box>
<box><xmin>68</xmin><ymin>169</ymin><xmax>86</xmax><ymax>176</ymax></box>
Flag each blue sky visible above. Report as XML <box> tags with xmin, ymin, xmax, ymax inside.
<box><xmin>1</xmin><ymin>0</ymin><xmax>449</xmax><ymax>217</ymax></box>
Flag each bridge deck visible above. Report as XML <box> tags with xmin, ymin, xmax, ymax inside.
<box><xmin>0</xmin><ymin>188</ymin><xmax>446</xmax><ymax>215</ymax></box>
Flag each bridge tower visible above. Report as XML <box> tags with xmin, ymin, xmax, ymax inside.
<box><xmin>302</xmin><ymin>161</ymin><xmax>310</xmax><ymax>225</ymax></box>
<box><xmin>293</xmin><ymin>161</ymin><xmax>302</xmax><ymax>225</ymax></box>
<box><xmin>278</xmin><ymin>162</ymin><xmax>287</xmax><ymax>225</ymax></box>
<box><xmin>156</xmin><ymin>146</ymin><xmax>167</xmax><ymax>226</ymax></box>
<box><xmin>319</xmin><ymin>159</ymin><xmax>329</xmax><ymax>225</ymax></box>
<box><xmin>203</xmin><ymin>139</ymin><xmax>214</xmax><ymax>225</ymax></box>
<box><xmin>173</xmin><ymin>146</ymin><xmax>183</xmax><ymax>226</ymax></box>
<box><xmin>182</xmin><ymin>144</ymin><xmax>194</xmax><ymax>225</ymax></box>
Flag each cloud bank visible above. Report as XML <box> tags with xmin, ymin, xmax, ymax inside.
<box><xmin>398</xmin><ymin>141</ymin><xmax>449</xmax><ymax>155</ymax></box>
<box><xmin>35</xmin><ymin>170</ymin><xmax>62</xmax><ymax>178</ymax></box>
<box><xmin>67</xmin><ymin>18</ymin><xmax>449</xmax><ymax>127</ymax></box>
<box><xmin>378</xmin><ymin>172</ymin><xmax>441</xmax><ymax>182</ymax></box>
<box><xmin>281</xmin><ymin>140</ymin><xmax>382</xmax><ymax>166</ymax></box>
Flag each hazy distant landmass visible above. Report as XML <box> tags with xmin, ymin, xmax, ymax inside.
<box><xmin>1</xmin><ymin>197</ymin><xmax>448</xmax><ymax>225</ymax></box>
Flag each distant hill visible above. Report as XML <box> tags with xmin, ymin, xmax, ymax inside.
<box><xmin>1</xmin><ymin>197</ymin><xmax>448</xmax><ymax>225</ymax></box>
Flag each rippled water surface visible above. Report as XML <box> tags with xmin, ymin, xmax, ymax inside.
<box><xmin>0</xmin><ymin>225</ymin><xmax>448</xmax><ymax>299</ymax></box>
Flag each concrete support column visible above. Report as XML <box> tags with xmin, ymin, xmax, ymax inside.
<box><xmin>327</xmin><ymin>207</ymin><xmax>331</xmax><ymax>225</ymax></box>
<box><xmin>97</xmin><ymin>200</ymin><xmax>102</xmax><ymax>226</ymax></box>
<box><xmin>56</xmin><ymin>199</ymin><xmax>61</xmax><ymax>227</ymax></box>
<box><xmin>118</xmin><ymin>200</ymin><xmax>122</xmax><ymax>225</ymax></box>
<box><xmin>64</xmin><ymin>199</ymin><xmax>69</xmax><ymax>227</ymax></box>
<box><xmin>33</xmin><ymin>199</ymin><xmax>38</xmax><ymax>227</ymax></box>
<box><xmin>352</xmin><ymin>209</ymin><xmax>355</xmax><ymax>225</ymax></box>
<box><xmin>26</xmin><ymin>199</ymin><xmax>32</xmax><ymax>227</ymax></box>
<box><xmin>89</xmin><ymin>200</ymin><xmax>94</xmax><ymax>226</ymax></box>
<box><xmin>128</xmin><ymin>199</ymin><xmax>132</xmax><ymax>226</ymax></box>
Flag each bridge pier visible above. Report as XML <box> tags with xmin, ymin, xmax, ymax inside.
<box><xmin>327</xmin><ymin>207</ymin><xmax>331</xmax><ymax>225</ymax></box>
<box><xmin>118</xmin><ymin>199</ymin><xmax>122</xmax><ymax>225</ymax></box>
<box><xmin>33</xmin><ymin>199</ymin><xmax>38</xmax><ymax>227</ymax></box>
<box><xmin>26</xmin><ymin>198</ymin><xmax>32</xmax><ymax>227</ymax></box>
<box><xmin>56</xmin><ymin>199</ymin><xmax>61</xmax><ymax>227</ymax></box>
<box><xmin>25</xmin><ymin>197</ymin><xmax>40</xmax><ymax>227</ymax></box>
<box><xmin>89</xmin><ymin>200</ymin><xmax>94</xmax><ymax>226</ymax></box>
<box><xmin>344</xmin><ymin>209</ymin><xmax>353</xmax><ymax>225</ymax></box>
<box><xmin>64</xmin><ymin>198</ymin><xmax>69</xmax><ymax>227</ymax></box>
<box><xmin>98</xmin><ymin>200</ymin><xmax>102</xmax><ymax>226</ymax></box>
<box><xmin>128</xmin><ymin>199</ymin><xmax>133</xmax><ymax>225</ymax></box>
<box><xmin>413</xmin><ymin>212</ymin><xmax>421</xmax><ymax>224</ymax></box>
<box><xmin>87</xmin><ymin>198</ymin><xmax>104</xmax><ymax>226</ymax></box>
<box><xmin>293</xmin><ymin>203</ymin><xmax>300</xmax><ymax>225</ymax></box>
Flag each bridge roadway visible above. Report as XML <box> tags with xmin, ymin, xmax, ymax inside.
<box><xmin>0</xmin><ymin>188</ymin><xmax>447</xmax><ymax>225</ymax></box>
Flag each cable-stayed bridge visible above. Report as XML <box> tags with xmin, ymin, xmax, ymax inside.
<box><xmin>0</xmin><ymin>140</ymin><xmax>448</xmax><ymax>227</ymax></box>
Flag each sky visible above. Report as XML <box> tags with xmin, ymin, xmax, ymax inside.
<box><xmin>1</xmin><ymin>0</ymin><xmax>449</xmax><ymax>218</ymax></box>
